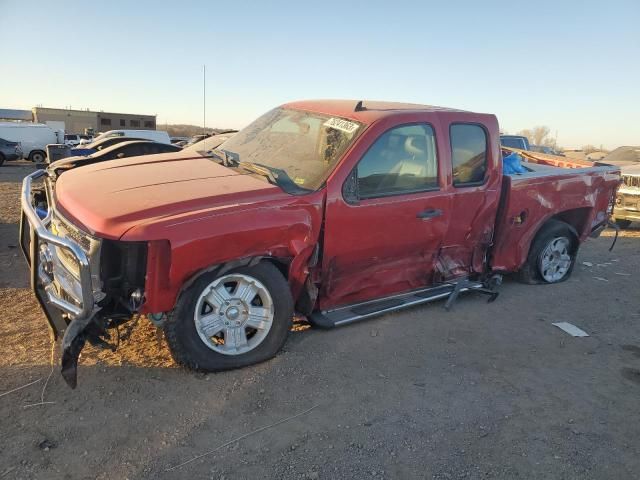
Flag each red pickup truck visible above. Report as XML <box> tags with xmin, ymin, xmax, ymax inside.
<box><xmin>20</xmin><ymin>100</ymin><xmax>620</xmax><ymax>387</ymax></box>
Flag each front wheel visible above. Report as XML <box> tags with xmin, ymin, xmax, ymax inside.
<box><xmin>518</xmin><ymin>220</ymin><xmax>577</xmax><ymax>284</ymax></box>
<box><xmin>164</xmin><ymin>262</ymin><xmax>293</xmax><ymax>371</ymax></box>
<box><xmin>29</xmin><ymin>150</ymin><xmax>46</xmax><ymax>163</ymax></box>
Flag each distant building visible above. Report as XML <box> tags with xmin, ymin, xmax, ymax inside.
<box><xmin>31</xmin><ymin>107</ymin><xmax>156</xmax><ymax>134</ymax></box>
<box><xmin>0</xmin><ymin>108</ymin><xmax>32</xmax><ymax>121</ymax></box>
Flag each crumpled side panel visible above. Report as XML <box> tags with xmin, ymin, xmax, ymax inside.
<box><xmin>491</xmin><ymin>168</ymin><xmax>620</xmax><ymax>272</ymax></box>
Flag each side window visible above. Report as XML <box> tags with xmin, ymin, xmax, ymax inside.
<box><xmin>450</xmin><ymin>124</ymin><xmax>487</xmax><ymax>186</ymax></box>
<box><xmin>355</xmin><ymin>124</ymin><xmax>438</xmax><ymax>199</ymax></box>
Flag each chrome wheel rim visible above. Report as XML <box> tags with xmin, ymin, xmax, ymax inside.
<box><xmin>194</xmin><ymin>274</ymin><xmax>274</xmax><ymax>355</ymax></box>
<box><xmin>539</xmin><ymin>237</ymin><xmax>571</xmax><ymax>282</ymax></box>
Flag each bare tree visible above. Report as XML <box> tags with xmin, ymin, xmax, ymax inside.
<box><xmin>582</xmin><ymin>145</ymin><xmax>599</xmax><ymax>154</ymax></box>
<box><xmin>516</xmin><ymin>128</ymin><xmax>533</xmax><ymax>143</ymax></box>
<box><xmin>532</xmin><ymin>126</ymin><xmax>551</xmax><ymax>146</ymax></box>
<box><xmin>517</xmin><ymin>125</ymin><xmax>556</xmax><ymax>148</ymax></box>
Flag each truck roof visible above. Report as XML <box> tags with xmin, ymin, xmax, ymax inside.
<box><xmin>282</xmin><ymin>99</ymin><xmax>488</xmax><ymax>124</ymax></box>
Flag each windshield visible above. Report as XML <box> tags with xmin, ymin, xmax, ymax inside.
<box><xmin>216</xmin><ymin>107</ymin><xmax>363</xmax><ymax>192</ymax></box>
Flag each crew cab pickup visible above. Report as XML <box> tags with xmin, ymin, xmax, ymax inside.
<box><xmin>20</xmin><ymin>100</ymin><xmax>621</xmax><ymax>387</ymax></box>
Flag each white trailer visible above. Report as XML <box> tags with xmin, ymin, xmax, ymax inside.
<box><xmin>0</xmin><ymin>122</ymin><xmax>60</xmax><ymax>162</ymax></box>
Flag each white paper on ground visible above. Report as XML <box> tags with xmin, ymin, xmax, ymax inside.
<box><xmin>552</xmin><ymin>322</ymin><xmax>589</xmax><ymax>337</ymax></box>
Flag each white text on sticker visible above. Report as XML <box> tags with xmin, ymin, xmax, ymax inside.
<box><xmin>323</xmin><ymin>118</ymin><xmax>360</xmax><ymax>134</ymax></box>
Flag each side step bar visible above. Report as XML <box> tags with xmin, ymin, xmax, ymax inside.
<box><xmin>309</xmin><ymin>280</ymin><xmax>497</xmax><ymax>329</ymax></box>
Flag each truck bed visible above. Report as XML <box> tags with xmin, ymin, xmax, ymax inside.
<box><xmin>490</xmin><ymin>153</ymin><xmax>620</xmax><ymax>273</ymax></box>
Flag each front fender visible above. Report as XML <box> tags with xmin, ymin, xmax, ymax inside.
<box><xmin>132</xmin><ymin>193</ymin><xmax>325</xmax><ymax>313</ymax></box>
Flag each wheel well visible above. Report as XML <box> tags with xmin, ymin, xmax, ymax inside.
<box><xmin>533</xmin><ymin>218</ymin><xmax>579</xmax><ymax>257</ymax></box>
<box><xmin>261</xmin><ymin>257</ymin><xmax>290</xmax><ymax>280</ymax></box>
<box><xmin>550</xmin><ymin>208</ymin><xmax>591</xmax><ymax>239</ymax></box>
<box><xmin>177</xmin><ymin>256</ymin><xmax>291</xmax><ymax>303</ymax></box>
<box><xmin>29</xmin><ymin>149</ymin><xmax>46</xmax><ymax>158</ymax></box>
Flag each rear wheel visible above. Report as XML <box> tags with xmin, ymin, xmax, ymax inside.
<box><xmin>615</xmin><ymin>219</ymin><xmax>632</xmax><ymax>229</ymax></box>
<box><xmin>518</xmin><ymin>220</ymin><xmax>577</xmax><ymax>284</ymax></box>
<box><xmin>29</xmin><ymin>150</ymin><xmax>46</xmax><ymax>163</ymax></box>
<box><xmin>164</xmin><ymin>262</ymin><xmax>293</xmax><ymax>371</ymax></box>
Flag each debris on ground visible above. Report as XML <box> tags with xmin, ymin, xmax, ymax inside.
<box><xmin>552</xmin><ymin>322</ymin><xmax>589</xmax><ymax>337</ymax></box>
<box><xmin>582</xmin><ymin>262</ymin><xmax>593</xmax><ymax>267</ymax></box>
<box><xmin>38</xmin><ymin>439</ymin><xmax>56</xmax><ymax>451</ymax></box>
<box><xmin>593</xmin><ymin>277</ymin><xmax>609</xmax><ymax>282</ymax></box>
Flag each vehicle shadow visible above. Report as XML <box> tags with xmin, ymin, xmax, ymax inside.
<box><xmin>0</xmin><ymin>222</ymin><xmax>29</xmax><ymax>289</ymax></box>
<box><xmin>0</xmin><ymin>161</ymin><xmax>36</xmax><ymax>184</ymax></box>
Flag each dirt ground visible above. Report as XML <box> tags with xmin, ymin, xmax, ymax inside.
<box><xmin>1</xmin><ymin>161</ymin><xmax>639</xmax><ymax>480</ymax></box>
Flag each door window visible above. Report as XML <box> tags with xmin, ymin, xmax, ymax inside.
<box><xmin>355</xmin><ymin>124</ymin><xmax>438</xmax><ymax>199</ymax></box>
<box><xmin>450</xmin><ymin>124</ymin><xmax>487</xmax><ymax>186</ymax></box>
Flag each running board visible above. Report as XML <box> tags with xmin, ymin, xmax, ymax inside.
<box><xmin>309</xmin><ymin>280</ymin><xmax>492</xmax><ymax>329</ymax></box>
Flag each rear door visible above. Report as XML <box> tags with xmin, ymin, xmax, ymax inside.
<box><xmin>320</xmin><ymin>119</ymin><xmax>451</xmax><ymax>309</ymax></box>
<box><xmin>438</xmin><ymin>119</ymin><xmax>502</xmax><ymax>276</ymax></box>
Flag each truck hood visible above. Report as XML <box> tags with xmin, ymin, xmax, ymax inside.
<box><xmin>54</xmin><ymin>152</ymin><xmax>286</xmax><ymax>239</ymax></box>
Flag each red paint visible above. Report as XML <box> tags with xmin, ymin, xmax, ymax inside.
<box><xmin>54</xmin><ymin>100</ymin><xmax>621</xmax><ymax>314</ymax></box>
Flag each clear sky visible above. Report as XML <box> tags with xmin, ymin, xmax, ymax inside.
<box><xmin>1</xmin><ymin>0</ymin><xmax>638</xmax><ymax>149</ymax></box>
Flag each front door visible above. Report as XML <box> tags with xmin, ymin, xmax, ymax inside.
<box><xmin>320</xmin><ymin>122</ymin><xmax>451</xmax><ymax>309</ymax></box>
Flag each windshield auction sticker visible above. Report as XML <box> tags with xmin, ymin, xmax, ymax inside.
<box><xmin>323</xmin><ymin>118</ymin><xmax>360</xmax><ymax>134</ymax></box>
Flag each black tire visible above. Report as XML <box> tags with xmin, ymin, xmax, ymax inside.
<box><xmin>615</xmin><ymin>219</ymin><xmax>632</xmax><ymax>229</ymax></box>
<box><xmin>29</xmin><ymin>150</ymin><xmax>46</xmax><ymax>163</ymax></box>
<box><xmin>0</xmin><ymin>153</ymin><xmax>5</xmax><ymax>167</ymax></box>
<box><xmin>164</xmin><ymin>262</ymin><xmax>293</xmax><ymax>371</ymax></box>
<box><xmin>518</xmin><ymin>220</ymin><xmax>577</xmax><ymax>284</ymax></box>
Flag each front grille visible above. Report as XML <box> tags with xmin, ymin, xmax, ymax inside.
<box><xmin>622</xmin><ymin>175</ymin><xmax>640</xmax><ymax>188</ymax></box>
<box><xmin>54</xmin><ymin>214</ymin><xmax>93</xmax><ymax>251</ymax></box>
<box><xmin>62</xmin><ymin>223</ymin><xmax>92</xmax><ymax>251</ymax></box>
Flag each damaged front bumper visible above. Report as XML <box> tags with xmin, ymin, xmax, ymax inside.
<box><xmin>20</xmin><ymin>170</ymin><xmax>99</xmax><ymax>388</ymax></box>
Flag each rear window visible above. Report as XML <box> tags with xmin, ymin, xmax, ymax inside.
<box><xmin>501</xmin><ymin>137</ymin><xmax>526</xmax><ymax>149</ymax></box>
<box><xmin>450</xmin><ymin>124</ymin><xmax>488</xmax><ymax>186</ymax></box>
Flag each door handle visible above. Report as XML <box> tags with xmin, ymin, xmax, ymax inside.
<box><xmin>416</xmin><ymin>208</ymin><xmax>443</xmax><ymax>219</ymax></box>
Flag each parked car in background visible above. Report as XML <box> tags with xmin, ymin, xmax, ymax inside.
<box><xmin>88</xmin><ymin>129</ymin><xmax>171</xmax><ymax>145</ymax></box>
<box><xmin>181</xmin><ymin>131</ymin><xmax>237</xmax><ymax>154</ymax></box>
<box><xmin>596</xmin><ymin>146</ymin><xmax>640</xmax><ymax>228</ymax></box>
<box><xmin>50</xmin><ymin>140</ymin><xmax>182</xmax><ymax>177</ymax></box>
<box><xmin>64</xmin><ymin>134</ymin><xmax>82</xmax><ymax>147</ymax></box>
<box><xmin>611</xmin><ymin>164</ymin><xmax>640</xmax><ymax>228</ymax></box>
<box><xmin>530</xmin><ymin>145</ymin><xmax>565</xmax><ymax>157</ymax></box>
<box><xmin>0</xmin><ymin>122</ymin><xmax>61</xmax><ymax>162</ymax></box>
<box><xmin>500</xmin><ymin>135</ymin><xmax>530</xmax><ymax>151</ymax></box>
<box><xmin>0</xmin><ymin>137</ymin><xmax>22</xmax><ymax>166</ymax></box>
<box><xmin>20</xmin><ymin>99</ymin><xmax>621</xmax><ymax>387</ymax></box>
<box><xmin>184</xmin><ymin>130</ymin><xmax>238</xmax><ymax>148</ymax></box>
<box><xmin>70</xmin><ymin>136</ymin><xmax>149</xmax><ymax>156</ymax></box>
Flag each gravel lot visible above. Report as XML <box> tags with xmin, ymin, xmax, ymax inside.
<box><xmin>1</xmin><ymin>161</ymin><xmax>639</xmax><ymax>480</ymax></box>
